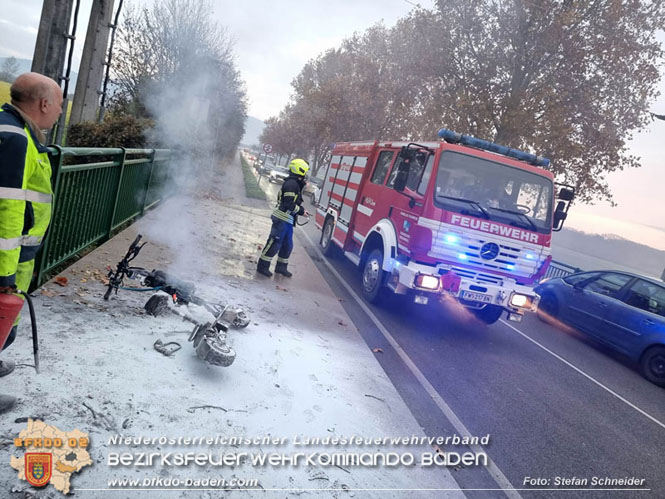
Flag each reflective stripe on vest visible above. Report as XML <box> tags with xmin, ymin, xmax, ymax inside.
<box><xmin>21</xmin><ymin>235</ymin><xmax>43</xmax><ymax>246</ymax></box>
<box><xmin>272</xmin><ymin>209</ymin><xmax>293</xmax><ymax>223</ymax></box>
<box><xmin>0</xmin><ymin>236</ymin><xmax>23</xmax><ymax>250</ymax></box>
<box><xmin>0</xmin><ymin>124</ymin><xmax>27</xmax><ymax>137</ymax></box>
<box><xmin>0</xmin><ymin>234</ymin><xmax>43</xmax><ymax>250</ymax></box>
<box><xmin>0</xmin><ymin>186</ymin><xmax>52</xmax><ymax>204</ymax></box>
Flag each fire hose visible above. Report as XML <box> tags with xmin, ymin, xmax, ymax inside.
<box><xmin>0</xmin><ymin>291</ymin><xmax>40</xmax><ymax>373</ymax></box>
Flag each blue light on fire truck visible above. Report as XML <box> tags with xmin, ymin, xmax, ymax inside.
<box><xmin>458</xmin><ymin>253</ymin><xmax>468</xmax><ymax>260</ymax></box>
<box><xmin>525</xmin><ymin>253</ymin><xmax>535</xmax><ymax>260</ymax></box>
<box><xmin>445</xmin><ymin>234</ymin><xmax>459</xmax><ymax>244</ymax></box>
<box><xmin>506</xmin><ymin>264</ymin><xmax>515</xmax><ymax>270</ymax></box>
<box><xmin>438</xmin><ymin>128</ymin><xmax>550</xmax><ymax>167</ymax></box>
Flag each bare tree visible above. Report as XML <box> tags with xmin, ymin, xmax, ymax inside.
<box><xmin>0</xmin><ymin>57</ymin><xmax>20</xmax><ymax>83</ymax></box>
<box><xmin>263</xmin><ymin>1</ymin><xmax>665</xmax><ymax>203</ymax></box>
<box><xmin>111</xmin><ymin>0</ymin><xmax>246</xmax><ymax>160</ymax></box>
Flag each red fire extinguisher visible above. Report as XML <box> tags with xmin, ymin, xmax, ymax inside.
<box><xmin>0</xmin><ymin>291</ymin><xmax>40</xmax><ymax>373</ymax></box>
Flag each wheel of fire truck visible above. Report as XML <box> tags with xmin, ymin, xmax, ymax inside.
<box><xmin>320</xmin><ymin>217</ymin><xmax>337</xmax><ymax>256</ymax></box>
<box><xmin>361</xmin><ymin>249</ymin><xmax>387</xmax><ymax>303</ymax></box>
<box><xmin>471</xmin><ymin>304</ymin><xmax>504</xmax><ymax>324</ymax></box>
<box><xmin>536</xmin><ymin>292</ymin><xmax>559</xmax><ymax>324</ymax></box>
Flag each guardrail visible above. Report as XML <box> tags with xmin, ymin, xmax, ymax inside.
<box><xmin>543</xmin><ymin>260</ymin><xmax>582</xmax><ymax>281</ymax></box>
<box><xmin>34</xmin><ymin>146</ymin><xmax>172</xmax><ymax>287</ymax></box>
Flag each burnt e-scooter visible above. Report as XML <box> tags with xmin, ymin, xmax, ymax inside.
<box><xmin>104</xmin><ymin>235</ymin><xmax>249</xmax><ymax>367</ymax></box>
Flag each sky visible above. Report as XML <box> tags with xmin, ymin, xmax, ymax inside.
<box><xmin>1</xmin><ymin>0</ymin><xmax>664</xmax><ymax>251</ymax></box>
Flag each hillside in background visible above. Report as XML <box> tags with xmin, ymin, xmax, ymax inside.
<box><xmin>241</xmin><ymin>116</ymin><xmax>265</xmax><ymax>147</ymax></box>
<box><xmin>551</xmin><ymin>227</ymin><xmax>665</xmax><ymax>278</ymax></box>
<box><xmin>0</xmin><ymin>81</ymin><xmax>9</xmax><ymax>105</ymax></box>
<box><xmin>0</xmin><ymin>56</ymin><xmax>78</xmax><ymax>89</ymax></box>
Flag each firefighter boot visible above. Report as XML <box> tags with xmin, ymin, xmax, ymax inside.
<box><xmin>274</xmin><ymin>261</ymin><xmax>292</xmax><ymax>278</ymax></box>
<box><xmin>256</xmin><ymin>259</ymin><xmax>273</xmax><ymax>277</ymax></box>
<box><xmin>0</xmin><ymin>394</ymin><xmax>16</xmax><ymax>414</ymax></box>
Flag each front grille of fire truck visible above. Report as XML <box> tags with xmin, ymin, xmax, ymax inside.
<box><xmin>429</xmin><ymin>228</ymin><xmax>540</xmax><ymax>279</ymax></box>
<box><xmin>447</xmin><ymin>267</ymin><xmax>504</xmax><ymax>285</ymax></box>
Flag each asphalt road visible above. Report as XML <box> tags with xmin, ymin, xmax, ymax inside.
<box><xmin>261</xmin><ymin>179</ymin><xmax>665</xmax><ymax>499</ymax></box>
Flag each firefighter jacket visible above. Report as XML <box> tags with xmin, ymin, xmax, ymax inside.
<box><xmin>271</xmin><ymin>174</ymin><xmax>306</xmax><ymax>224</ymax></box>
<box><xmin>0</xmin><ymin>104</ymin><xmax>53</xmax><ymax>287</ymax></box>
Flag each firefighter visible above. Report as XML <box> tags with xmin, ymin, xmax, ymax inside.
<box><xmin>257</xmin><ymin>158</ymin><xmax>310</xmax><ymax>278</ymax></box>
<box><xmin>0</xmin><ymin>73</ymin><xmax>62</xmax><ymax>414</ymax></box>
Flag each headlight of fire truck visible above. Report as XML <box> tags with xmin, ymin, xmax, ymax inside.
<box><xmin>414</xmin><ymin>274</ymin><xmax>439</xmax><ymax>290</ymax></box>
<box><xmin>509</xmin><ymin>292</ymin><xmax>536</xmax><ymax>310</ymax></box>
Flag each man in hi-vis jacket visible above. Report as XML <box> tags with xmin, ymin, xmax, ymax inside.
<box><xmin>0</xmin><ymin>73</ymin><xmax>62</xmax><ymax>414</ymax></box>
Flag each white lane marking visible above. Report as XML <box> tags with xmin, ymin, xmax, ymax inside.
<box><xmin>300</xmin><ymin>229</ymin><xmax>521</xmax><ymax>499</ymax></box>
<box><xmin>499</xmin><ymin>319</ymin><xmax>665</xmax><ymax>431</ymax></box>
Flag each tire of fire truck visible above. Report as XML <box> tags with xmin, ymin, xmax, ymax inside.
<box><xmin>361</xmin><ymin>249</ymin><xmax>387</xmax><ymax>303</ymax></box>
<box><xmin>471</xmin><ymin>304</ymin><xmax>504</xmax><ymax>324</ymax></box>
<box><xmin>320</xmin><ymin>217</ymin><xmax>337</xmax><ymax>257</ymax></box>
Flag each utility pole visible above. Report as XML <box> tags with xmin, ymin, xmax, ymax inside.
<box><xmin>31</xmin><ymin>0</ymin><xmax>75</xmax><ymax>83</ymax></box>
<box><xmin>70</xmin><ymin>0</ymin><xmax>115</xmax><ymax>125</ymax></box>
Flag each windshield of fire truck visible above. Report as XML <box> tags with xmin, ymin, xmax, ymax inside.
<box><xmin>433</xmin><ymin>151</ymin><xmax>553</xmax><ymax>233</ymax></box>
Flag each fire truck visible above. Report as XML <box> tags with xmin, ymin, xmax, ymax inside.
<box><xmin>314</xmin><ymin>128</ymin><xmax>574</xmax><ymax>324</ymax></box>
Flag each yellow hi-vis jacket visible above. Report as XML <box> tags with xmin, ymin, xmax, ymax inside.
<box><xmin>0</xmin><ymin>104</ymin><xmax>53</xmax><ymax>290</ymax></box>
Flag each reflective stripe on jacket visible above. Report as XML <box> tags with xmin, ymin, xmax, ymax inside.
<box><xmin>271</xmin><ymin>175</ymin><xmax>305</xmax><ymax>224</ymax></box>
<box><xmin>0</xmin><ymin>104</ymin><xmax>53</xmax><ymax>286</ymax></box>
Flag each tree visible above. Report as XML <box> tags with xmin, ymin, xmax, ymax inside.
<box><xmin>392</xmin><ymin>0</ymin><xmax>665</xmax><ymax>203</ymax></box>
<box><xmin>0</xmin><ymin>57</ymin><xmax>20</xmax><ymax>83</ymax></box>
<box><xmin>111</xmin><ymin>0</ymin><xmax>247</xmax><ymax>162</ymax></box>
<box><xmin>266</xmin><ymin>1</ymin><xmax>665</xmax><ymax>203</ymax></box>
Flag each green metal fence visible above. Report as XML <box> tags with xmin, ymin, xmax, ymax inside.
<box><xmin>34</xmin><ymin>146</ymin><xmax>172</xmax><ymax>287</ymax></box>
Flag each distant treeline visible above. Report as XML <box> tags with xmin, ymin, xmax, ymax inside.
<box><xmin>553</xmin><ymin>228</ymin><xmax>665</xmax><ymax>278</ymax></box>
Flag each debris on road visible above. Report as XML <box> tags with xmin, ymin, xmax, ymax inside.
<box><xmin>153</xmin><ymin>339</ymin><xmax>181</xmax><ymax>357</ymax></box>
<box><xmin>186</xmin><ymin>405</ymin><xmax>227</xmax><ymax>413</ymax></box>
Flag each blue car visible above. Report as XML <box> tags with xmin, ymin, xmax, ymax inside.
<box><xmin>534</xmin><ymin>271</ymin><xmax>665</xmax><ymax>386</ymax></box>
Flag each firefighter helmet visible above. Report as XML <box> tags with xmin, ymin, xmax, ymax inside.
<box><xmin>288</xmin><ymin>158</ymin><xmax>309</xmax><ymax>177</ymax></box>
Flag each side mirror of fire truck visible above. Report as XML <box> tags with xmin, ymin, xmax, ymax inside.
<box><xmin>558</xmin><ymin>187</ymin><xmax>575</xmax><ymax>201</ymax></box>
<box><xmin>553</xmin><ymin>201</ymin><xmax>567</xmax><ymax>231</ymax></box>
<box><xmin>552</xmin><ymin>185</ymin><xmax>574</xmax><ymax>232</ymax></box>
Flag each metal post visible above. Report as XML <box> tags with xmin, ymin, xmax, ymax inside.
<box><xmin>31</xmin><ymin>0</ymin><xmax>74</xmax><ymax>82</ymax></box>
<box><xmin>33</xmin><ymin>146</ymin><xmax>65</xmax><ymax>289</ymax></box>
<box><xmin>140</xmin><ymin>149</ymin><xmax>156</xmax><ymax>215</ymax></box>
<box><xmin>70</xmin><ymin>0</ymin><xmax>115</xmax><ymax>125</ymax></box>
<box><xmin>107</xmin><ymin>147</ymin><xmax>127</xmax><ymax>238</ymax></box>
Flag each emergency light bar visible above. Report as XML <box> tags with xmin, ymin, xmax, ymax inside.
<box><xmin>438</xmin><ymin>128</ymin><xmax>550</xmax><ymax>168</ymax></box>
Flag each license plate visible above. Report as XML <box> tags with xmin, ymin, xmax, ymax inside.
<box><xmin>460</xmin><ymin>291</ymin><xmax>492</xmax><ymax>304</ymax></box>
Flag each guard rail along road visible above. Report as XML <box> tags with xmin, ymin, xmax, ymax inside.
<box><xmin>33</xmin><ymin>146</ymin><xmax>172</xmax><ymax>288</ymax></box>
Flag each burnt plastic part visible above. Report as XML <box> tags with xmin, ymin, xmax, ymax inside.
<box><xmin>144</xmin><ymin>294</ymin><xmax>170</xmax><ymax>317</ymax></box>
<box><xmin>221</xmin><ymin>306</ymin><xmax>250</xmax><ymax>328</ymax></box>
<box><xmin>143</xmin><ymin>270</ymin><xmax>199</xmax><ymax>304</ymax></box>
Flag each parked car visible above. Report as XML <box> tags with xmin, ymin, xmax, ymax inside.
<box><xmin>534</xmin><ymin>271</ymin><xmax>665</xmax><ymax>386</ymax></box>
<box><xmin>303</xmin><ymin>177</ymin><xmax>323</xmax><ymax>205</ymax></box>
<box><xmin>268</xmin><ymin>166</ymin><xmax>290</xmax><ymax>183</ymax></box>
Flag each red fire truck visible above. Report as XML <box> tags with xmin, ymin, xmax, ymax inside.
<box><xmin>314</xmin><ymin>128</ymin><xmax>574</xmax><ymax>324</ymax></box>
